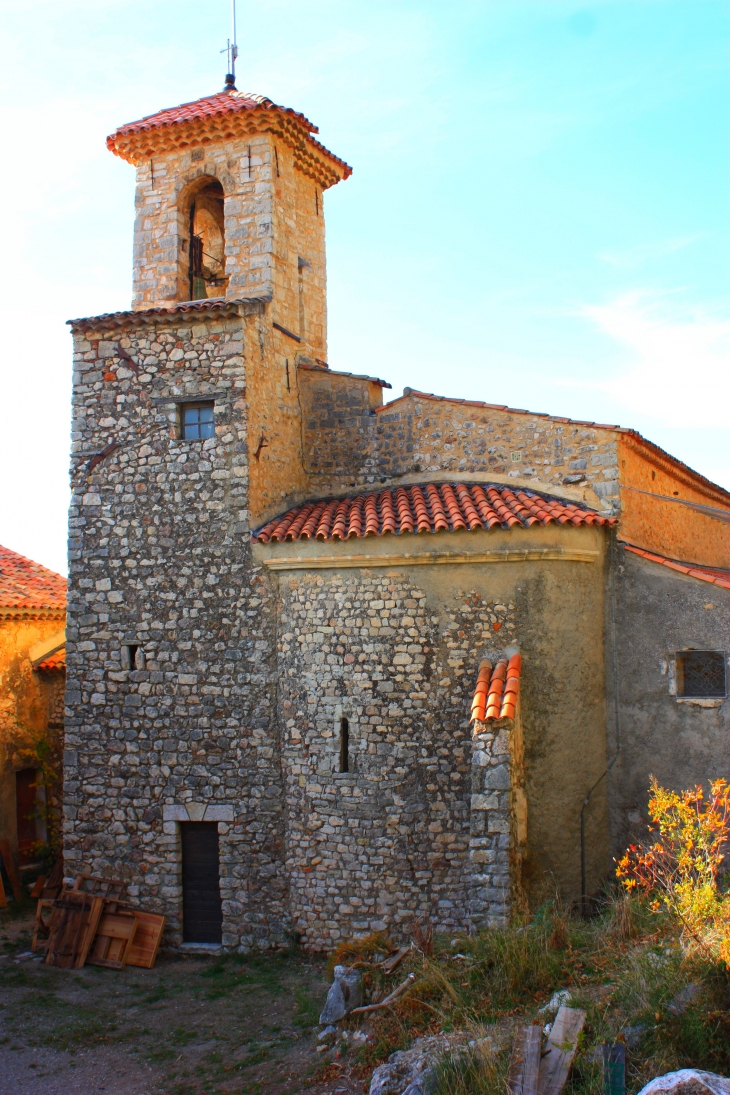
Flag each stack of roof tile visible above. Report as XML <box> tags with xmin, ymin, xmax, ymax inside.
<box><xmin>471</xmin><ymin>654</ymin><xmax>522</xmax><ymax>722</ymax></box>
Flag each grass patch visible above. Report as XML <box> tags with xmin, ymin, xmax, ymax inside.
<box><xmin>433</xmin><ymin>1046</ymin><xmax>509</xmax><ymax>1095</ymax></box>
<box><xmin>338</xmin><ymin>894</ymin><xmax>730</xmax><ymax>1094</ymax></box>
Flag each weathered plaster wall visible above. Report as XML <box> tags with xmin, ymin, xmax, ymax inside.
<box><xmin>609</xmin><ymin>547</ymin><xmax>730</xmax><ymax>861</ymax></box>
<box><xmin>0</xmin><ymin>617</ymin><xmax>65</xmax><ymax>859</ymax></box>
<box><xmin>66</xmin><ymin>306</ymin><xmax>288</xmax><ymax>949</ymax></box>
<box><xmin>618</xmin><ymin>437</ymin><xmax>730</xmax><ymax>570</ymax></box>
<box><xmin>256</xmin><ymin>521</ymin><xmax>610</xmax><ymax>928</ymax></box>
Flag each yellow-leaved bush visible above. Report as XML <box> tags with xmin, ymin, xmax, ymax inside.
<box><xmin>616</xmin><ymin>777</ymin><xmax>730</xmax><ymax>964</ymax></box>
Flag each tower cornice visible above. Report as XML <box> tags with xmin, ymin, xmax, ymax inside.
<box><xmin>107</xmin><ymin>91</ymin><xmax>351</xmax><ymax>190</ymax></box>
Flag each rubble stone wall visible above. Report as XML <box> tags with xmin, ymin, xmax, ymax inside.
<box><xmin>293</xmin><ymin>389</ymin><xmax>621</xmax><ymax>514</ymax></box>
<box><xmin>275</xmin><ymin>567</ymin><xmax>518</xmax><ymax>949</ymax></box>
<box><xmin>65</xmin><ymin>304</ymin><xmax>289</xmax><ymax>949</ymax></box>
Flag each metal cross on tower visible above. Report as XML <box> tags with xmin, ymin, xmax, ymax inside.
<box><xmin>222</xmin><ymin>0</ymin><xmax>239</xmax><ymax>91</ymax></box>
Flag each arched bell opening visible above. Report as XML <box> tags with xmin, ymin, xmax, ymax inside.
<box><xmin>179</xmin><ymin>176</ymin><xmax>228</xmax><ymax>302</ymax></box>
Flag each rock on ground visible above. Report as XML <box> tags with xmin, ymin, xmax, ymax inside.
<box><xmin>638</xmin><ymin>1071</ymin><xmax>730</xmax><ymax>1095</ymax></box>
<box><xmin>369</xmin><ymin>1034</ymin><xmax>467</xmax><ymax>1095</ymax></box>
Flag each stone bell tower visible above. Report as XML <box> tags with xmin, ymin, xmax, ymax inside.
<box><xmin>64</xmin><ymin>88</ymin><xmax>350</xmax><ymax>950</ymax></box>
<box><xmin>108</xmin><ymin>88</ymin><xmax>351</xmax><ymax>361</ymax></box>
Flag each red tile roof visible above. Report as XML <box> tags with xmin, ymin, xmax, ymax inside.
<box><xmin>471</xmin><ymin>654</ymin><xmax>522</xmax><ymax>722</ymax></box>
<box><xmin>0</xmin><ymin>546</ymin><xmax>66</xmax><ymax>618</ymax></box>
<box><xmin>106</xmin><ymin>90</ymin><xmax>352</xmax><ymax>187</ymax></box>
<box><xmin>67</xmin><ymin>295</ymin><xmax>269</xmax><ymax>331</ymax></box>
<box><xmin>111</xmin><ymin>91</ymin><xmax>281</xmax><ymax>139</ymax></box>
<box><xmin>622</xmin><ymin>543</ymin><xmax>730</xmax><ymax>590</ymax></box>
<box><xmin>254</xmin><ymin>483</ymin><xmax>616</xmax><ymax>543</ymax></box>
<box><xmin>36</xmin><ymin>647</ymin><xmax>66</xmax><ymax>672</ymax></box>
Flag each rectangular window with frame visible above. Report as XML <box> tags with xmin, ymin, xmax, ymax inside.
<box><xmin>181</xmin><ymin>402</ymin><xmax>215</xmax><ymax>441</ymax></box>
<box><xmin>676</xmin><ymin>650</ymin><xmax>726</xmax><ymax>698</ymax></box>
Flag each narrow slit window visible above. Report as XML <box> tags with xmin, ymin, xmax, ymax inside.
<box><xmin>182</xmin><ymin>402</ymin><xmax>215</xmax><ymax>440</ymax></box>
<box><xmin>121</xmin><ymin>644</ymin><xmax>138</xmax><ymax>670</ymax></box>
<box><xmin>676</xmin><ymin>651</ymin><xmax>726</xmax><ymax>698</ymax></box>
<box><xmin>339</xmin><ymin>717</ymin><xmax>349</xmax><ymax>773</ymax></box>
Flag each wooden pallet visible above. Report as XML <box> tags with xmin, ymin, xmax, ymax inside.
<box><xmin>44</xmin><ymin>892</ymin><xmax>105</xmax><ymax>969</ymax></box>
<box><xmin>117</xmin><ymin>906</ymin><xmax>167</xmax><ymax>969</ymax></box>
<box><xmin>87</xmin><ymin>911</ymin><xmax>139</xmax><ymax>970</ymax></box>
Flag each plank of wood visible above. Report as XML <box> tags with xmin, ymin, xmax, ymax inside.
<box><xmin>0</xmin><ymin>839</ymin><xmax>23</xmax><ymax>901</ymax></box>
<box><xmin>32</xmin><ymin>899</ymin><xmax>55</xmax><ymax>952</ymax></box>
<box><xmin>29</xmin><ymin>876</ymin><xmax>46</xmax><ymax>899</ymax></box>
<box><xmin>117</xmin><ymin>907</ymin><xmax>166</xmax><ymax>969</ymax></box>
<box><xmin>537</xmin><ymin>1007</ymin><xmax>586</xmax><ymax>1095</ymax></box>
<box><xmin>509</xmin><ymin>1025</ymin><xmax>542</xmax><ymax>1095</ymax></box>
<box><xmin>75</xmin><ymin>895</ymin><xmax>105</xmax><ymax>968</ymax></box>
<box><xmin>88</xmin><ymin>912</ymin><xmax>139</xmax><ymax>970</ymax></box>
<box><xmin>40</xmin><ymin>860</ymin><xmax>64</xmax><ymax>900</ymax></box>
<box><xmin>350</xmin><ymin>973</ymin><xmax>417</xmax><ymax>1015</ymax></box>
<box><xmin>380</xmin><ymin>947</ymin><xmax>410</xmax><ymax>974</ymax></box>
<box><xmin>72</xmin><ymin>874</ymin><xmax>126</xmax><ymax>900</ymax></box>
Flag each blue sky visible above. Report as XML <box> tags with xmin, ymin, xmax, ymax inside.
<box><xmin>0</xmin><ymin>0</ymin><xmax>728</xmax><ymax>574</ymax></box>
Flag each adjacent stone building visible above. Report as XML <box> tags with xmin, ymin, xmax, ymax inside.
<box><xmin>0</xmin><ymin>546</ymin><xmax>66</xmax><ymax>875</ymax></box>
<box><xmin>64</xmin><ymin>84</ymin><xmax>730</xmax><ymax>951</ymax></box>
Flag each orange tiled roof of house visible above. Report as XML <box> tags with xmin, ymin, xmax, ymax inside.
<box><xmin>622</xmin><ymin>543</ymin><xmax>730</xmax><ymax>590</ymax></box>
<box><xmin>36</xmin><ymin>647</ymin><xmax>66</xmax><ymax>671</ymax></box>
<box><xmin>254</xmin><ymin>483</ymin><xmax>616</xmax><ymax>543</ymax></box>
<box><xmin>106</xmin><ymin>91</ymin><xmax>353</xmax><ymax>183</ymax></box>
<box><xmin>471</xmin><ymin>654</ymin><xmax>522</xmax><ymax>722</ymax></box>
<box><xmin>0</xmin><ymin>545</ymin><xmax>66</xmax><ymax>618</ymax></box>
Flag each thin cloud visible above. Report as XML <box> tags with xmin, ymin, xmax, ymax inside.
<box><xmin>599</xmin><ymin>234</ymin><xmax>702</xmax><ymax>269</ymax></box>
<box><xmin>580</xmin><ymin>293</ymin><xmax>730</xmax><ymax>429</ymax></box>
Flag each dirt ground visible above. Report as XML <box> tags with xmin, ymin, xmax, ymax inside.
<box><xmin>0</xmin><ymin>903</ymin><xmax>368</xmax><ymax>1095</ymax></box>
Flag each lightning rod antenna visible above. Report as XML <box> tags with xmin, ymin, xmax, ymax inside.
<box><xmin>223</xmin><ymin>0</ymin><xmax>239</xmax><ymax>91</ymax></box>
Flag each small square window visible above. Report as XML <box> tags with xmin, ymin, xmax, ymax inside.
<box><xmin>676</xmin><ymin>651</ymin><xmax>726</xmax><ymax>698</ymax></box>
<box><xmin>181</xmin><ymin>402</ymin><xmax>215</xmax><ymax>440</ymax></box>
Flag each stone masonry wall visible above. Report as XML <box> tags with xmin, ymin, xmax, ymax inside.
<box><xmin>276</xmin><ymin>568</ymin><xmax>518</xmax><ymax>949</ymax></box>
<box><xmin>470</xmin><ymin>722</ymin><xmax>516</xmax><ymax>928</ymax></box>
<box><xmin>298</xmin><ymin>390</ymin><xmax>621</xmax><ymax>514</ymax></box>
<box><xmin>65</xmin><ymin>305</ymin><xmax>288</xmax><ymax>949</ymax></box>
<box><xmin>131</xmin><ymin>135</ymin><xmax>329</xmax><ymax>363</ymax></box>
<box><xmin>298</xmin><ymin>368</ymin><xmax>385</xmax><ymax>481</ymax></box>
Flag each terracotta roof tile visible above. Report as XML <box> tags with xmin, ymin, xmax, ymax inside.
<box><xmin>0</xmin><ymin>546</ymin><xmax>66</xmax><ymax>618</ymax></box>
<box><xmin>622</xmin><ymin>543</ymin><xmax>730</xmax><ymax>590</ymax></box>
<box><xmin>36</xmin><ymin>647</ymin><xmax>66</xmax><ymax>671</ymax></box>
<box><xmin>471</xmin><ymin>654</ymin><xmax>522</xmax><ymax>723</ymax></box>
<box><xmin>110</xmin><ymin>91</ymin><xmax>283</xmax><ymax>140</ymax></box>
<box><xmin>67</xmin><ymin>295</ymin><xmax>269</xmax><ymax>331</ymax></box>
<box><xmin>254</xmin><ymin>483</ymin><xmax>616</xmax><ymax>543</ymax></box>
<box><xmin>106</xmin><ymin>90</ymin><xmax>352</xmax><ymax>185</ymax></box>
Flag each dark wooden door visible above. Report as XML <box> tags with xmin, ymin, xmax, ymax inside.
<box><xmin>16</xmin><ymin>769</ymin><xmax>39</xmax><ymax>863</ymax></box>
<box><xmin>180</xmin><ymin>822</ymin><xmax>223</xmax><ymax>943</ymax></box>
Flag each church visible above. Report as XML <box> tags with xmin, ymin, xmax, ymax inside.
<box><xmin>64</xmin><ymin>81</ymin><xmax>730</xmax><ymax>952</ymax></box>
